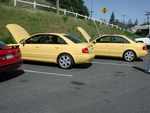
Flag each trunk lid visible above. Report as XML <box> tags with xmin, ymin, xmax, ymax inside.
<box><xmin>77</xmin><ymin>27</ymin><xmax>92</xmax><ymax>43</ymax></box>
<box><xmin>6</xmin><ymin>24</ymin><xmax>30</xmax><ymax>43</ymax></box>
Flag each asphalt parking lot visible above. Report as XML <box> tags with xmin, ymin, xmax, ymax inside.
<box><xmin>0</xmin><ymin>53</ymin><xmax>150</xmax><ymax>113</ymax></box>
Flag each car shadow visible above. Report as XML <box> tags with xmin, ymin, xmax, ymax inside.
<box><xmin>132</xmin><ymin>66</ymin><xmax>149</xmax><ymax>74</ymax></box>
<box><xmin>0</xmin><ymin>69</ymin><xmax>24</xmax><ymax>82</ymax></box>
<box><xmin>95</xmin><ymin>56</ymin><xmax>143</xmax><ymax>62</ymax></box>
<box><xmin>95</xmin><ymin>56</ymin><xmax>123</xmax><ymax>61</ymax></box>
<box><xmin>147</xmin><ymin>45</ymin><xmax>150</xmax><ymax>50</ymax></box>
<box><xmin>73</xmin><ymin>63</ymin><xmax>93</xmax><ymax>69</ymax></box>
<box><xmin>23</xmin><ymin>60</ymin><xmax>58</xmax><ymax>67</ymax></box>
<box><xmin>23</xmin><ymin>60</ymin><xmax>93</xmax><ymax>69</ymax></box>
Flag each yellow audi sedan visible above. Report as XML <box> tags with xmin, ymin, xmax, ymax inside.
<box><xmin>6</xmin><ymin>24</ymin><xmax>95</xmax><ymax>69</ymax></box>
<box><xmin>78</xmin><ymin>27</ymin><xmax>148</xmax><ymax>62</ymax></box>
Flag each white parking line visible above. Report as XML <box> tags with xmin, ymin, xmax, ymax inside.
<box><xmin>92</xmin><ymin>62</ymin><xmax>133</xmax><ymax>67</ymax></box>
<box><xmin>24</xmin><ymin>70</ymin><xmax>73</xmax><ymax>77</ymax></box>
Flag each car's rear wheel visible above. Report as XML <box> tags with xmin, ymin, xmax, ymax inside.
<box><xmin>57</xmin><ymin>54</ymin><xmax>74</xmax><ymax>69</ymax></box>
<box><xmin>123</xmin><ymin>50</ymin><xmax>136</xmax><ymax>62</ymax></box>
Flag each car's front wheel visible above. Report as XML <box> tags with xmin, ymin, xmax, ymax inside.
<box><xmin>123</xmin><ymin>50</ymin><xmax>136</xmax><ymax>62</ymax></box>
<box><xmin>57</xmin><ymin>54</ymin><xmax>74</xmax><ymax>69</ymax></box>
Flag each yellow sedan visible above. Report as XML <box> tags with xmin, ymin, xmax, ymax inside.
<box><xmin>6</xmin><ymin>24</ymin><xmax>95</xmax><ymax>69</ymax></box>
<box><xmin>78</xmin><ymin>27</ymin><xmax>148</xmax><ymax>61</ymax></box>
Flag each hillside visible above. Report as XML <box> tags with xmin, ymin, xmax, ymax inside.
<box><xmin>0</xmin><ymin>4</ymin><xmax>134</xmax><ymax>43</ymax></box>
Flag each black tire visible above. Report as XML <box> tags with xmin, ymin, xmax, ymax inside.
<box><xmin>123</xmin><ymin>50</ymin><xmax>136</xmax><ymax>62</ymax></box>
<box><xmin>57</xmin><ymin>54</ymin><xmax>74</xmax><ymax>69</ymax></box>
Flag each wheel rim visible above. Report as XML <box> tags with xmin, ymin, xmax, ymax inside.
<box><xmin>124</xmin><ymin>51</ymin><xmax>135</xmax><ymax>61</ymax></box>
<box><xmin>59</xmin><ymin>55</ymin><xmax>72</xmax><ymax>68</ymax></box>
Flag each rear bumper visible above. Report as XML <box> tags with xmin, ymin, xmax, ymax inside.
<box><xmin>137</xmin><ymin>50</ymin><xmax>148</xmax><ymax>58</ymax></box>
<box><xmin>73</xmin><ymin>54</ymin><xmax>95</xmax><ymax>64</ymax></box>
<box><xmin>0</xmin><ymin>61</ymin><xmax>23</xmax><ymax>73</ymax></box>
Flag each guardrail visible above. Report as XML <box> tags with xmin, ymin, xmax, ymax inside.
<box><xmin>13</xmin><ymin>0</ymin><xmax>123</xmax><ymax>30</ymax></box>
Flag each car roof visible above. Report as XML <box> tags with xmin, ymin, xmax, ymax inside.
<box><xmin>31</xmin><ymin>33</ymin><xmax>68</xmax><ymax>36</ymax></box>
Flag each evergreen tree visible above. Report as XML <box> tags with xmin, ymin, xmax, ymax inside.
<box><xmin>127</xmin><ymin>19</ymin><xmax>134</xmax><ymax>28</ymax></box>
<box><xmin>134</xmin><ymin>19</ymin><xmax>139</xmax><ymax>25</ymax></box>
<box><xmin>109</xmin><ymin>12</ymin><xmax>115</xmax><ymax>24</ymax></box>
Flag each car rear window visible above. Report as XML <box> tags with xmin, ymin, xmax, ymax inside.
<box><xmin>0</xmin><ymin>41</ymin><xmax>5</xmax><ymax>48</ymax></box>
<box><xmin>64</xmin><ymin>35</ymin><xmax>84</xmax><ymax>43</ymax></box>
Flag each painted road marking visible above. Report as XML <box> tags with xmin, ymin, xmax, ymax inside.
<box><xmin>24</xmin><ymin>70</ymin><xmax>73</xmax><ymax>77</ymax></box>
<box><xmin>92</xmin><ymin>61</ymin><xmax>133</xmax><ymax>67</ymax></box>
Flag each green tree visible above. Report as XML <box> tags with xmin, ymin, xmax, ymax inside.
<box><xmin>0</xmin><ymin>0</ymin><xmax>9</xmax><ymax>3</ymax></box>
<box><xmin>127</xmin><ymin>19</ymin><xmax>134</xmax><ymax>28</ymax></box>
<box><xmin>47</xmin><ymin>0</ymin><xmax>89</xmax><ymax>16</ymax></box>
<box><xmin>134</xmin><ymin>19</ymin><xmax>139</xmax><ymax>25</ymax></box>
<box><xmin>109</xmin><ymin>12</ymin><xmax>115</xmax><ymax>24</ymax></box>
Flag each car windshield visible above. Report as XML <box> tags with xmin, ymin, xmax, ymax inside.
<box><xmin>64</xmin><ymin>35</ymin><xmax>84</xmax><ymax>43</ymax></box>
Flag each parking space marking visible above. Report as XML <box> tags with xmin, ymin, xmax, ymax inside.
<box><xmin>24</xmin><ymin>70</ymin><xmax>73</xmax><ymax>77</ymax></box>
<box><xmin>92</xmin><ymin>62</ymin><xmax>133</xmax><ymax>67</ymax></box>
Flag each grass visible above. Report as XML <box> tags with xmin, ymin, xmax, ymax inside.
<box><xmin>0</xmin><ymin>4</ymin><xmax>136</xmax><ymax>44</ymax></box>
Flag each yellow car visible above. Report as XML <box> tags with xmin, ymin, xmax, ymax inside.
<box><xmin>6</xmin><ymin>24</ymin><xmax>95</xmax><ymax>69</ymax></box>
<box><xmin>78</xmin><ymin>27</ymin><xmax>148</xmax><ymax>62</ymax></box>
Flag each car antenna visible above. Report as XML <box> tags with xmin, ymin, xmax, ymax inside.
<box><xmin>94</xmin><ymin>20</ymin><xmax>102</xmax><ymax>37</ymax></box>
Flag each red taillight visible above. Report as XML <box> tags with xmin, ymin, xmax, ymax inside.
<box><xmin>82</xmin><ymin>48</ymin><xmax>89</xmax><ymax>53</ymax></box>
<box><xmin>142</xmin><ymin>45</ymin><xmax>147</xmax><ymax>50</ymax></box>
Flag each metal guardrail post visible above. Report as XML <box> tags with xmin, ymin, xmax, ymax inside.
<box><xmin>14</xmin><ymin>0</ymin><xmax>17</xmax><ymax>6</ymax></box>
<box><xmin>64</xmin><ymin>9</ymin><xmax>66</xmax><ymax>15</ymax></box>
<box><xmin>33</xmin><ymin>1</ymin><xmax>36</xmax><ymax>9</ymax></box>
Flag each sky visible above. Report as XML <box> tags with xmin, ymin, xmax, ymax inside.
<box><xmin>84</xmin><ymin>0</ymin><xmax>150</xmax><ymax>24</ymax></box>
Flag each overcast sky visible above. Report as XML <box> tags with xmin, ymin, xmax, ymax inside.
<box><xmin>84</xmin><ymin>0</ymin><xmax>150</xmax><ymax>24</ymax></box>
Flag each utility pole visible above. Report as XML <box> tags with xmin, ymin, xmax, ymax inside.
<box><xmin>90</xmin><ymin>0</ymin><xmax>94</xmax><ymax>18</ymax></box>
<box><xmin>145</xmin><ymin>11</ymin><xmax>150</xmax><ymax>34</ymax></box>
<box><xmin>145</xmin><ymin>11</ymin><xmax>150</xmax><ymax>24</ymax></box>
<box><xmin>122</xmin><ymin>15</ymin><xmax>126</xmax><ymax>24</ymax></box>
<box><xmin>56</xmin><ymin>0</ymin><xmax>59</xmax><ymax>14</ymax></box>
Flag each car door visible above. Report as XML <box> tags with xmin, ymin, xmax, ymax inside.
<box><xmin>41</xmin><ymin>34</ymin><xmax>67</xmax><ymax>62</ymax></box>
<box><xmin>93</xmin><ymin>36</ymin><xmax>111</xmax><ymax>56</ymax></box>
<box><xmin>108</xmin><ymin>36</ymin><xmax>130</xmax><ymax>57</ymax></box>
<box><xmin>20</xmin><ymin>34</ymin><xmax>45</xmax><ymax>60</ymax></box>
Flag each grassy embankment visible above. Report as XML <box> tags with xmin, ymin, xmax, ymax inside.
<box><xmin>0</xmin><ymin>4</ymin><xmax>136</xmax><ymax>44</ymax></box>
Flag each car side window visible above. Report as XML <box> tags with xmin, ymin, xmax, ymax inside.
<box><xmin>112</xmin><ymin>36</ymin><xmax>129</xmax><ymax>43</ymax></box>
<box><xmin>25</xmin><ymin>35</ymin><xmax>45</xmax><ymax>44</ymax></box>
<box><xmin>96</xmin><ymin>36</ymin><xmax>111</xmax><ymax>43</ymax></box>
<box><xmin>45</xmin><ymin>35</ymin><xmax>67</xmax><ymax>44</ymax></box>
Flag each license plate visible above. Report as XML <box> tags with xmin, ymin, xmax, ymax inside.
<box><xmin>6</xmin><ymin>54</ymin><xmax>13</xmax><ymax>59</ymax></box>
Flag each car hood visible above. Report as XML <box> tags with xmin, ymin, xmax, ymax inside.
<box><xmin>77</xmin><ymin>27</ymin><xmax>92</xmax><ymax>43</ymax></box>
<box><xmin>6</xmin><ymin>24</ymin><xmax>30</xmax><ymax>44</ymax></box>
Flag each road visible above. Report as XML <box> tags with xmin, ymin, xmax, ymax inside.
<box><xmin>0</xmin><ymin>54</ymin><xmax>150</xmax><ymax>113</ymax></box>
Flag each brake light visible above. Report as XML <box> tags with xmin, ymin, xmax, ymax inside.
<box><xmin>142</xmin><ymin>45</ymin><xmax>147</xmax><ymax>50</ymax></box>
<box><xmin>82</xmin><ymin>48</ymin><xmax>89</xmax><ymax>53</ymax></box>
